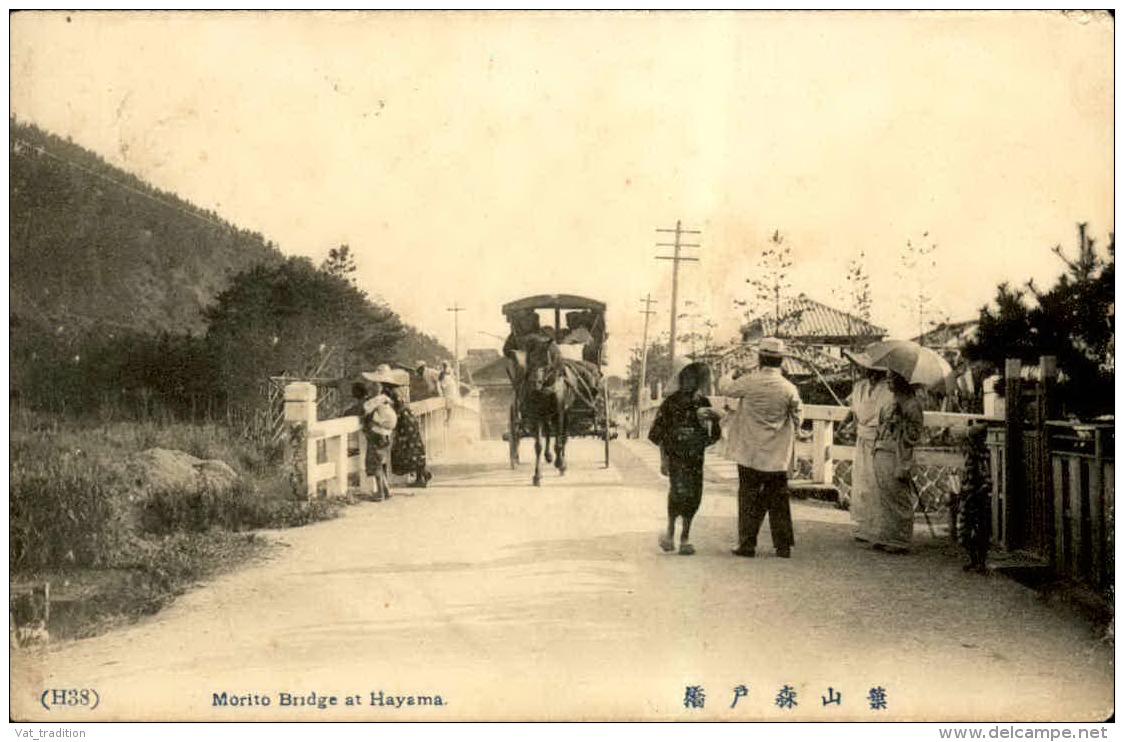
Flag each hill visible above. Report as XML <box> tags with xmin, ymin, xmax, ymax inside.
<box><xmin>10</xmin><ymin>119</ymin><xmax>286</xmax><ymax>336</ymax></box>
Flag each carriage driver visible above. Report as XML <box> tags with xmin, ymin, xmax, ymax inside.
<box><xmin>502</xmin><ymin>309</ymin><xmax>542</xmax><ymax>385</ymax></box>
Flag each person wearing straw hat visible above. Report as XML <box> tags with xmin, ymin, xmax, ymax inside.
<box><xmin>347</xmin><ymin>365</ymin><xmax>400</xmax><ymax>501</ymax></box>
<box><xmin>841</xmin><ymin>350</ymin><xmax>893</xmax><ymax>544</ymax></box>
<box><xmin>717</xmin><ymin>337</ymin><xmax>803</xmax><ymax>558</ymax></box>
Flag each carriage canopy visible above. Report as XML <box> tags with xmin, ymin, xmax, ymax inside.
<box><xmin>502</xmin><ymin>293</ymin><xmax>607</xmax><ymax>368</ymax></box>
<box><xmin>501</xmin><ymin>294</ymin><xmax>606</xmax><ymax>316</ymax></box>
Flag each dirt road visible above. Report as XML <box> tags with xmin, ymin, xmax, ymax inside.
<box><xmin>11</xmin><ymin>439</ymin><xmax>1113</xmax><ymax>721</ymax></box>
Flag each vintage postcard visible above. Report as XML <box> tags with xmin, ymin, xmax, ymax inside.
<box><xmin>8</xmin><ymin>10</ymin><xmax>1114</xmax><ymax>727</ymax></box>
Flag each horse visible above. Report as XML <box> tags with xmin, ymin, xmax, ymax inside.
<box><xmin>519</xmin><ymin>334</ymin><xmax>576</xmax><ymax>486</ymax></box>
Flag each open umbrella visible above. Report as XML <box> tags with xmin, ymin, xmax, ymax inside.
<box><xmin>861</xmin><ymin>339</ymin><xmax>953</xmax><ymax>389</ymax></box>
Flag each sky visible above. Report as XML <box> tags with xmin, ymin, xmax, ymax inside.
<box><xmin>9</xmin><ymin>10</ymin><xmax>1115</xmax><ymax>376</ymax></box>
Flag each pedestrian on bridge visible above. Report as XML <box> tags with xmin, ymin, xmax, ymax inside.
<box><xmin>352</xmin><ymin>368</ymin><xmax>401</xmax><ymax>502</ymax></box>
<box><xmin>385</xmin><ymin>368</ymin><xmax>433</xmax><ymax>489</ymax></box>
<box><xmin>413</xmin><ymin>361</ymin><xmax>441</xmax><ymax>401</ymax></box>
<box><xmin>717</xmin><ymin>338</ymin><xmax>804</xmax><ymax>559</ymax></box>
<box><xmin>647</xmin><ymin>361</ymin><xmax>723</xmax><ymax>556</ymax></box>
<box><xmin>438</xmin><ymin>361</ymin><xmax>462</xmax><ymax>425</ymax></box>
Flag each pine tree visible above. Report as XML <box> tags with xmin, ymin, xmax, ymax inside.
<box><xmin>320</xmin><ymin>244</ymin><xmax>358</xmax><ymax>284</ymax></box>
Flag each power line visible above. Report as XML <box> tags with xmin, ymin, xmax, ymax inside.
<box><xmin>10</xmin><ymin>135</ymin><xmax>233</xmax><ymax>232</ymax></box>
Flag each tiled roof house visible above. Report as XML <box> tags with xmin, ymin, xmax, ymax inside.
<box><xmin>740</xmin><ymin>293</ymin><xmax>887</xmax><ymax>350</ymax></box>
<box><xmin>713</xmin><ymin>294</ymin><xmax>888</xmax><ymax>379</ymax></box>
<box><xmin>912</xmin><ymin>319</ymin><xmax>979</xmax><ymax>351</ymax></box>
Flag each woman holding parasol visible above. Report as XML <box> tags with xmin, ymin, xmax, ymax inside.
<box><xmin>841</xmin><ymin>349</ymin><xmax>893</xmax><ymax>545</ymax></box>
<box><xmin>858</xmin><ymin>340</ymin><xmax>952</xmax><ymax>554</ymax></box>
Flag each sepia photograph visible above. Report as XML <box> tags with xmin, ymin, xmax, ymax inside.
<box><xmin>8</xmin><ymin>9</ymin><xmax>1115</xmax><ymax>728</ymax></box>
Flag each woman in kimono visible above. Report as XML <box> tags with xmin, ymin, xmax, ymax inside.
<box><xmin>387</xmin><ymin>370</ymin><xmax>432</xmax><ymax>488</ymax></box>
<box><xmin>843</xmin><ymin>359</ymin><xmax>893</xmax><ymax>544</ymax></box>
<box><xmin>647</xmin><ymin>362</ymin><xmax>723</xmax><ymax>555</ymax></box>
<box><xmin>872</xmin><ymin>371</ymin><xmax>925</xmax><ymax>554</ymax></box>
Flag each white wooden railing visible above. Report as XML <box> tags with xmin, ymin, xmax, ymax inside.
<box><xmin>783</xmin><ymin>403</ymin><xmax>1001</xmax><ymax>486</ymax></box>
<box><xmin>283</xmin><ymin>382</ymin><xmax>481</xmax><ymax>499</ymax></box>
<box><xmin>636</xmin><ymin>394</ymin><xmax>1000</xmax><ymax>487</ymax></box>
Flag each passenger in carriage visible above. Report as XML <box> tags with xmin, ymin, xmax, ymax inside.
<box><xmin>559</xmin><ymin>311</ymin><xmax>602</xmax><ymax>374</ymax></box>
<box><xmin>560</xmin><ymin>311</ymin><xmax>595</xmax><ymax>348</ymax></box>
<box><xmin>562</xmin><ymin>311</ymin><xmax>605</xmax><ymax>364</ymax></box>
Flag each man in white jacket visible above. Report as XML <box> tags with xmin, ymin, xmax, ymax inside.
<box><xmin>716</xmin><ymin>337</ymin><xmax>804</xmax><ymax>558</ymax></box>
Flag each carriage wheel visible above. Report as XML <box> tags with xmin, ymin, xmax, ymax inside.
<box><xmin>508</xmin><ymin>403</ymin><xmax>520</xmax><ymax>469</ymax></box>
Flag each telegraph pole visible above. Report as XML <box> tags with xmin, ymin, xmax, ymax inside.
<box><xmin>680</xmin><ymin>299</ymin><xmax>699</xmax><ymax>357</ymax></box>
<box><xmin>447</xmin><ymin>303</ymin><xmax>465</xmax><ymax>382</ymax></box>
<box><xmin>635</xmin><ymin>294</ymin><xmax>657</xmax><ymax>431</ymax></box>
<box><xmin>656</xmin><ymin>220</ymin><xmax>701</xmax><ymax>370</ymax></box>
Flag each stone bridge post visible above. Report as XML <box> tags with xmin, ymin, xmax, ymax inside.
<box><xmin>283</xmin><ymin>381</ymin><xmax>318</xmax><ymax>499</ymax></box>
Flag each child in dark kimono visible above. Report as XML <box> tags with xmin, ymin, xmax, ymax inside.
<box><xmin>648</xmin><ymin>362</ymin><xmax>722</xmax><ymax>555</ymax></box>
<box><xmin>958</xmin><ymin>422</ymin><xmax>992</xmax><ymax>573</ymax></box>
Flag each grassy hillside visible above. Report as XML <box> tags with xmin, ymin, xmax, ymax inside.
<box><xmin>9</xmin><ymin>119</ymin><xmax>452</xmax><ymax>416</ymax></box>
<box><xmin>10</xmin><ymin>118</ymin><xmax>286</xmax><ymax>336</ymax></box>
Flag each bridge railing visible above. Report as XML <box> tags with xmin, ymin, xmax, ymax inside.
<box><xmin>638</xmin><ymin>394</ymin><xmax>999</xmax><ymax>505</ymax></box>
<box><xmin>780</xmin><ymin>403</ymin><xmax>1000</xmax><ymax>489</ymax></box>
<box><xmin>283</xmin><ymin>382</ymin><xmax>480</xmax><ymax>499</ymax></box>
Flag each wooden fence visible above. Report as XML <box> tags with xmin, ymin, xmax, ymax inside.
<box><xmin>282</xmin><ymin>382</ymin><xmax>480</xmax><ymax>499</ymax></box>
<box><xmin>1044</xmin><ymin>422</ymin><xmax>1114</xmax><ymax>590</ymax></box>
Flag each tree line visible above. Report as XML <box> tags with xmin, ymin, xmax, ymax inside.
<box><xmin>965</xmin><ymin>224</ymin><xmax>1113</xmax><ymax>419</ymax></box>
<box><xmin>12</xmin><ymin>253</ymin><xmax>452</xmax><ymax>423</ymax></box>
<box><xmin>9</xmin><ymin>119</ymin><xmax>451</xmax><ymax>425</ymax></box>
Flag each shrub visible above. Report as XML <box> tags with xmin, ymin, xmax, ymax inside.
<box><xmin>10</xmin><ymin>449</ymin><xmax>132</xmax><ymax>571</ymax></box>
<box><xmin>141</xmin><ymin>480</ymin><xmax>339</xmax><ymax>535</ymax></box>
<box><xmin>118</xmin><ymin>531</ymin><xmax>265</xmax><ymax>592</ymax></box>
<box><xmin>10</xmin><ymin>409</ymin><xmax>337</xmax><ymax>574</ymax></box>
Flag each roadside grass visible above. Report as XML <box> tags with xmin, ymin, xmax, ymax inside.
<box><xmin>9</xmin><ymin>407</ymin><xmax>342</xmax><ymax>641</ymax></box>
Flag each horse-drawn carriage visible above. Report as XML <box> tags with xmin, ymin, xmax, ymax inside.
<box><xmin>501</xmin><ymin>294</ymin><xmax>612</xmax><ymax>483</ymax></box>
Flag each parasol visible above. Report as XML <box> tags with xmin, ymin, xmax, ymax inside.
<box><xmin>861</xmin><ymin>339</ymin><xmax>954</xmax><ymax>389</ymax></box>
